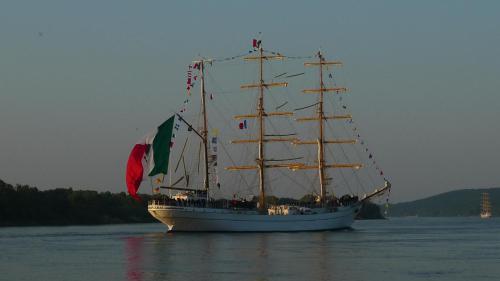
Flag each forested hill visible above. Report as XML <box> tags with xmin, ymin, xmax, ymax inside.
<box><xmin>388</xmin><ymin>188</ymin><xmax>500</xmax><ymax>217</ymax></box>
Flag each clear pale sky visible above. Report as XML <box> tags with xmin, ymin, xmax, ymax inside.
<box><xmin>1</xmin><ymin>0</ymin><xmax>499</xmax><ymax>202</ymax></box>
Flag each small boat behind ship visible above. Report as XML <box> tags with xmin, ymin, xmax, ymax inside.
<box><xmin>126</xmin><ymin>39</ymin><xmax>391</xmax><ymax>232</ymax></box>
<box><xmin>481</xmin><ymin>192</ymin><xmax>492</xmax><ymax>219</ymax></box>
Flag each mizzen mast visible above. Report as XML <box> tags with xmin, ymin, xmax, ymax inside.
<box><xmin>293</xmin><ymin>51</ymin><xmax>362</xmax><ymax>205</ymax></box>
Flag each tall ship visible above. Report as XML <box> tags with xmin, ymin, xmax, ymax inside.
<box><xmin>126</xmin><ymin>40</ymin><xmax>390</xmax><ymax>231</ymax></box>
<box><xmin>481</xmin><ymin>192</ymin><xmax>492</xmax><ymax>219</ymax></box>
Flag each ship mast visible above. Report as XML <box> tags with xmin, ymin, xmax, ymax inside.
<box><xmin>200</xmin><ymin>61</ymin><xmax>209</xmax><ymax>200</ymax></box>
<box><xmin>294</xmin><ymin>51</ymin><xmax>362</xmax><ymax>206</ymax></box>
<box><xmin>189</xmin><ymin>59</ymin><xmax>211</xmax><ymax>204</ymax></box>
<box><xmin>317</xmin><ymin>51</ymin><xmax>326</xmax><ymax>204</ymax></box>
<box><xmin>257</xmin><ymin>46</ymin><xmax>266</xmax><ymax>211</ymax></box>
<box><xmin>226</xmin><ymin>42</ymin><xmax>297</xmax><ymax>213</ymax></box>
<box><xmin>482</xmin><ymin>192</ymin><xmax>491</xmax><ymax>214</ymax></box>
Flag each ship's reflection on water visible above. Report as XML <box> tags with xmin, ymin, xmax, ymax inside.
<box><xmin>124</xmin><ymin>229</ymin><xmax>356</xmax><ymax>281</ymax></box>
<box><xmin>125</xmin><ymin>237</ymin><xmax>144</xmax><ymax>281</ymax></box>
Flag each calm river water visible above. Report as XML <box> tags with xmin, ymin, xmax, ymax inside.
<box><xmin>0</xmin><ymin>217</ymin><xmax>499</xmax><ymax>281</ymax></box>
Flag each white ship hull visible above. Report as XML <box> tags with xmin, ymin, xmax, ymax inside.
<box><xmin>481</xmin><ymin>212</ymin><xmax>492</xmax><ymax>219</ymax></box>
<box><xmin>148</xmin><ymin>202</ymin><xmax>361</xmax><ymax>232</ymax></box>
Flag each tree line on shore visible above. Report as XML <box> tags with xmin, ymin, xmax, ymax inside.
<box><xmin>0</xmin><ymin>179</ymin><xmax>154</xmax><ymax>226</ymax></box>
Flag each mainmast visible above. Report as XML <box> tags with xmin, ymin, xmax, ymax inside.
<box><xmin>257</xmin><ymin>46</ymin><xmax>266</xmax><ymax>211</ymax></box>
<box><xmin>294</xmin><ymin>51</ymin><xmax>362</xmax><ymax>206</ymax></box>
<box><xmin>226</xmin><ymin>42</ymin><xmax>295</xmax><ymax>213</ymax></box>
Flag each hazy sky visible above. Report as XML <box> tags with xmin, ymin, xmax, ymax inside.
<box><xmin>1</xmin><ymin>0</ymin><xmax>499</xmax><ymax>202</ymax></box>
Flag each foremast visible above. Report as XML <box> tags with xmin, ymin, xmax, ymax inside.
<box><xmin>226</xmin><ymin>42</ymin><xmax>297</xmax><ymax>213</ymax></box>
<box><xmin>294</xmin><ymin>51</ymin><xmax>362</xmax><ymax>206</ymax></box>
<box><xmin>199</xmin><ymin>60</ymin><xmax>210</xmax><ymax>202</ymax></box>
<box><xmin>175</xmin><ymin>59</ymin><xmax>211</xmax><ymax>204</ymax></box>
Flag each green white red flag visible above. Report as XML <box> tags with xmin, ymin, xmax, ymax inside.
<box><xmin>126</xmin><ymin>115</ymin><xmax>175</xmax><ymax>200</ymax></box>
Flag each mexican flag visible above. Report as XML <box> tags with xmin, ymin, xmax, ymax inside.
<box><xmin>126</xmin><ymin>115</ymin><xmax>175</xmax><ymax>200</ymax></box>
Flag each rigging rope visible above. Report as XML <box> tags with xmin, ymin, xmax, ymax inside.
<box><xmin>275</xmin><ymin>101</ymin><xmax>288</xmax><ymax>110</ymax></box>
<box><xmin>274</xmin><ymin>72</ymin><xmax>288</xmax><ymax>78</ymax></box>
<box><xmin>266</xmin><ymin>157</ymin><xmax>303</xmax><ymax>162</ymax></box>
<box><xmin>266</xmin><ymin>82</ymin><xmax>316</xmax><ymax>191</ymax></box>
<box><xmin>266</xmin><ymin>112</ymin><xmax>314</xmax><ymax>194</ymax></box>
<box><xmin>285</xmin><ymin>72</ymin><xmax>305</xmax><ymax>78</ymax></box>
<box><xmin>262</xmin><ymin>49</ymin><xmax>314</xmax><ymax>60</ymax></box>
<box><xmin>206</xmin><ymin>48</ymin><xmax>314</xmax><ymax>66</ymax></box>
<box><xmin>264</xmin><ymin>133</ymin><xmax>296</xmax><ymax>137</ymax></box>
<box><xmin>204</xmin><ymin>69</ymin><xmax>257</xmax><ymax>195</ymax></box>
<box><xmin>294</xmin><ymin>102</ymin><xmax>319</xmax><ymax>111</ymax></box>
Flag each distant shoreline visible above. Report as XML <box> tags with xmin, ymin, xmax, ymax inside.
<box><xmin>388</xmin><ymin>187</ymin><xmax>499</xmax><ymax>217</ymax></box>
